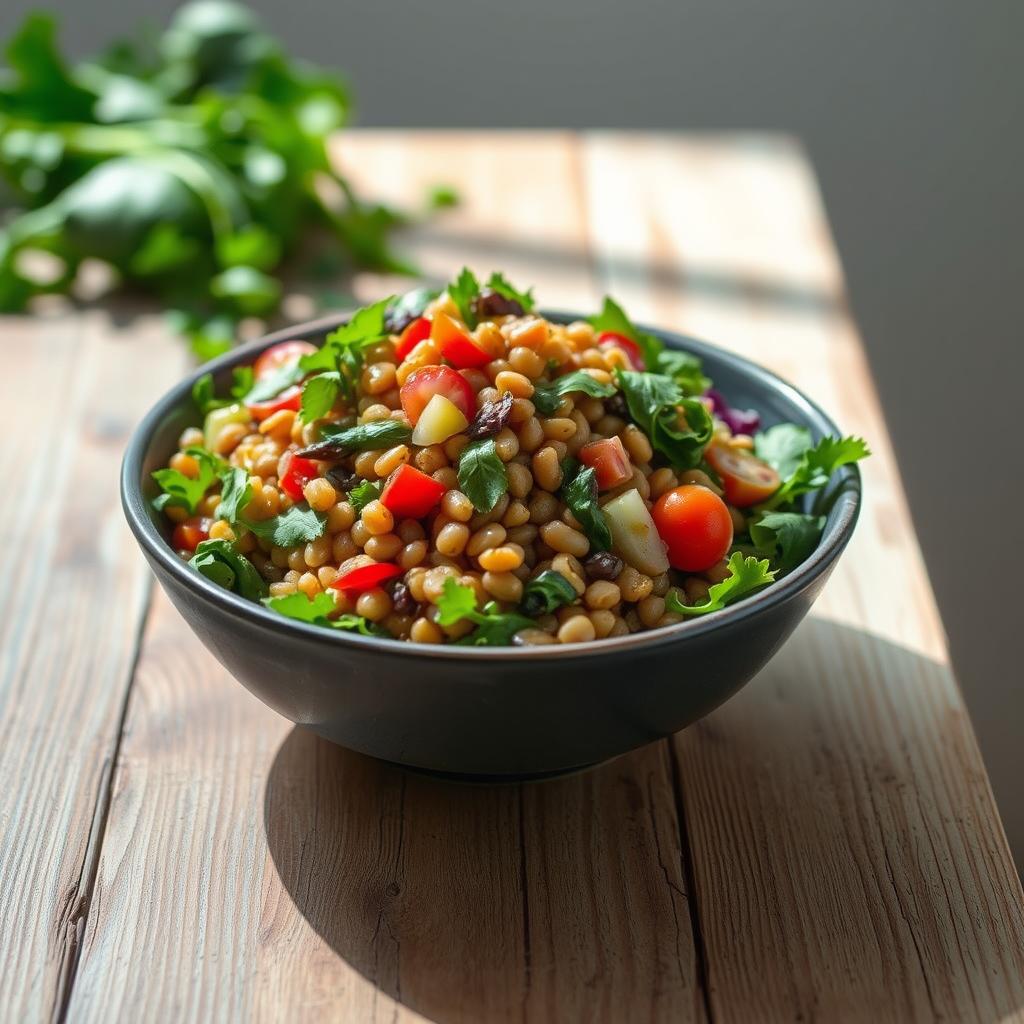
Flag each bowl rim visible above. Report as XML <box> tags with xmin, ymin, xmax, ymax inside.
<box><xmin>121</xmin><ymin>309</ymin><xmax>861</xmax><ymax>661</ymax></box>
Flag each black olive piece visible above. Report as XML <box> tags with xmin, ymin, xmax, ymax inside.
<box><xmin>473</xmin><ymin>289</ymin><xmax>524</xmax><ymax>320</ymax></box>
<box><xmin>466</xmin><ymin>390</ymin><xmax>515</xmax><ymax>439</ymax></box>
<box><xmin>326</xmin><ymin>466</ymin><xmax>359</xmax><ymax>492</ymax></box>
<box><xmin>605</xmin><ymin>392</ymin><xmax>628</xmax><ymax>418</ymax></box>
<box><xmin>584</xmin><ymin>551</ymin><xmax>623</xmax><ymax>581</ymax></box>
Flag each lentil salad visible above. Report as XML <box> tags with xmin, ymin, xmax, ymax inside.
<box><xmin>154</xmin><ymin>271</ymin><xmax>868</xmax><ymax>646</ymax></box>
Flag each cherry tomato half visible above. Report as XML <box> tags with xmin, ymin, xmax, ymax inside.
<box><xmin>172</xmin><ymin>516</ymin><xmax>212</xmax><ymax>553</ymax></box>
<box><xmin>579</xmin><ymin>436</ymin><xmax>632</xmax><ymax>490</ymax></box>
<box><xmin>279</xmin><ymin>450</ymin><xmax>319</xmax><ymax>501</ymax></box>
<box><xmin>400</xmin><ymin>365</ymin><xmax>476</xmax><ymax>425</ymax></box>
<box><xmin>394</xmin><ymin>316</ymin><xmax>432</xmax><ymax>361</ymax></box>
<box><xmin>432</xmin><ymin>311</ymin><xmax>491</xmax><ymax>369</ymax></box>
<box><xmin>651</xmin><ymin>485</ymin><xmax>733</xmax><ymax>572</ymax></box>
<box><xmin>330</xmin><ymin>561</ymin><xmax>403</xmax><ymax>593</ymax></box>
<box><xmin>253</xmin><ymin>340</ymin><xmax>317</xmax><ymax>380</ymax></box>
<box><xmin>247</xmin><ymin>384</ymin><xmax>302</xmax><ymax>421</ymax></box>
<box><xmin>598</xmin><ymin>331</ymin><xmax>645</xmax><ymax>370</ymax></box>
<box><xmin>380</xmin><ymin>463</ymin><xmax>447</xmax><ymax>519</ymax></box>
<box><xmin>703</xmin><ymin>443</ymin><xmax>781</xmax><ymax>508</ymax></box>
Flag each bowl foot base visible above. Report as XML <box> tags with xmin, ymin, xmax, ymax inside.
<box><xmin>388</xmin><ymin>761</ymin><xmax>598</xmax><ymax>784</ymax></box>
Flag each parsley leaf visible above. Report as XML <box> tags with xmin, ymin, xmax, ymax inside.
<box><xmin>561</xmin><ymin>465</ymin><xmax>612</xmax><ymax>551</ymax></box>
<box><xmin>754</xmin><ymin>424</ymin><xmax>814</xmax><ymax>479</ymax></box>
<box><xmin>457</xmin><ymin>437</ymin><xmax>509</xmax><ymax>513</ymax></box>
<box><xmin>216</xmin><ymin>466</ymin><xmax>252</xmax><ymax>525</ymax></box>
<box><xmin>298</xmin><ymin>419</ymin><xmax>412</xmax><ymax>460</ymax></box>
<box><xmin>485</xmin><ymin>272</ymin><xmax>535</xmax><ymax>312</ymax></box>
<box><xmin>448</xmin><ymin>267</ymin><xmax>480</xmax><ymax>328</ymax></box>
<box><xmin>300</xmin><ymin>370</ymin><xmax>342</xmax><ymax>423</ymax></box>
<box><xmin>347</xmin><ymin>479</ymin><xmax>383</xmax><ymax>513</ymax></box>
<box><xmin>263</xmin><ymin>591</ymin><xmax>383</xmax><ymax>634</ymax></box>
<box><xmin>532</xmin><ymin>370</ymin><xmax>616</xmax><ymax>416</ymax></box>
<box><xmin>615</xmin><ymin>369</ymin><xmax>713</xmax><ymax>470</ymax></box>
<box><xmin>665</xmin><ymin>553</ymin><xmax>777</xmax><ymax>616</ymax></box>
<box><xmin>189</xmin><ymin>539</ymin><xmax>267</xmax><ymax>601</ymax></box>
<box><xmin>763</xmin><ymin>435</ymin><xmax>871</xmax><ymax>510</ymax></box>
<box><xmin>749</xmin><ymin>511</ymin><xmax>825</xmax><ymax>571</ymax></box>
<box><xmin>152</xmin><ymin>446</ymin><xmax>223</xmax><ymax>513</ymax></box>
<box><xmin>243</xmin><ymin>504</ymin><xmax>326</xmax><ymax>546</ymax></box>
<box><xmin>436</xmin><ymin>578</ymin><xmax>536</xmax><ymax>646</ymax></box>
<box><xmin>521</xmin><ymin>570</ymin><xmax>577</xmax><ymax>616</ymax></box>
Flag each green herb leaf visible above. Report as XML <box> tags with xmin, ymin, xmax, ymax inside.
<box><xmin>300</xmin><ymin>371</ymin><xmax>341</xmax><ymax>422</ymax></box>
<box><xmin>436</xmin><ymin>578</ymin><xmax>536</xmax><ymax>647</ymax></box>
<box><xmin>263</xmin><ymin>590</ymin><xmax>384</xmax><ymax>634</ymax></box>
<box><xmin>229</xmin><ymin>366</ymin><xmax>255</xmax><ymax>401</ymax></box>
<box><xmin>152</xmin><ymin>446</ymin><xmax>222</xmax><ymax>513</ymax></box>
<box><xmin>665</xmin><ymin>553</ymin><xmax>777</xmax><ymax>616</ymax></box>
<box><xmin>615</xmin><ymin>369</ymin><xmax>713</xmax><ymax>470</ymax></box>
<box><xmin>457</xmin><ymin>437</ymin><xmax>508</xmax><ymax>513</ymax></box>
<box><xmin>216</xmin><ymin>466</ymin><xmax>252</xmax><ymax>525</ymax></box>
<box><xmin>192</xmin><ymin>372</ymin><xmax>229</xmax><ymax>416</ymax></box>
<box><xmin>300</xmin><ymin>418</ymin><xmax>412</xmax><ymax>459</ymax></box>
<box><xmin>521</xmin><ymin>571</ymin><xmax>577</xmax><ymax>616</ymax></box>
<box><xmin>189</xmin><ymin>539</ymin><xmax>267</xmax><ymax>601</ymax></box>
<box><xmin>244</xmin><ymin>362</ymin><xmax>305</xmax><ymax>405</ymax></box>
<box><xmin>656</xmin><ymin>349</ymin><xmax>711</xmax><ymax>397</ymax></box>
<box><xmin>485</xmin><ymin>272</ymin><xmax>535</xmax><ymax>312</ymax></box>
<box><xmin>561</xmin><ymin>465</ymin><xmax>612</xmax><ymax>551</ymax></box>
<box><xmin>754</xmin><ymin>424</ymin><xmax>814</xmax><ymax>480</ymax></box>
<box><xmin>532</xmin><ymin>370</ymin><xmax>616</xmax><ymax>416</ymax></box>
<box><xmin>764</xmin><ymin>435</ymin><xmax>871</xmax><ymax>510</ymax></box>
<box><xmin>448</xmin><ymin>267</ymin><xmax>480</xmax><ymax>328</ymax></box>
<box><xmin>749</xmin><ymin>511</ymin><xmax>825</xmax><ymax>571</ymax></box>
<box><xmin>347</xmin><ymin>479</ymin><xmax>382</xmax><ymax>513</ymax></box>
<box><xmin>386</xmin><ymin>286</ymin><xmax>438</xmax><ymax>330</ymax></box>
<box><xmin>298</xmin><ymin>297</ymin><xmax>394</xmax><ymax>397</ymax></box>
<box><xmin>243</xmin><ymin>504</ymin><xmax>326</xmax><ymax>546</ymax></box>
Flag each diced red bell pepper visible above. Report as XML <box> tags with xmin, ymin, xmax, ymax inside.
<box><xmin>248</xmin><ymin>384</ymin><xmax>302</xmax><ymax>421</ymax></box>
<box><xmin>380</xmin><ymin>463</ymin><xmax>446</xmax><ymax>519</ymax></box>
<box><xmin>395</xmin><ymin>316</ymin><xmax>432</xmax><ymax>361</ymax></box>
<box><xmin>597</xmin><ymin>331</ymin><xmax>645</xmax><ymax>370</ymax></box>
<box><xmin>279</xmin><ymin>451</ymin><xmax>319</xmax><ymax>501</ymax></box>
<box><xmin>172</xmin><ymin>516</ymin><xmax>212</xmax><ymax>553</ymax></box>
<box><xmin>432</xmin><ymin>311</ymin><xmax>492</xmax><ymax>368</ymax></box>
<box><xmin>330</xmin><ymin>561</ymin><xmax>403</xmax><ymax>593</ymax></box>
<box><xmin>579</xmin><ymin>436</ymin><xmax>633</xmax><ymax>490</ymax></box>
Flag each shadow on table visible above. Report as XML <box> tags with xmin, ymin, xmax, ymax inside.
<box><xmin>262</xmin><ymin>618</ymin><xmax>1024</xmax><ymax>1023</ymax></box>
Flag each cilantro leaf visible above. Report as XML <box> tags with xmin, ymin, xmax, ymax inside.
<box><xmin>749</xmin><ymin>511</ymin><xmax>825</xmax><ymax>571</ymax></box>
<box><xmin>298</xmin><ymin>419</ymin><xmax>412</xmax><ymax>460</ymax></box>
<box><xmin>764</xmin><ymin>434</ymin><xmax>871</xmax><ymax>510</ymax></box>
<box><xmin>216</xmin><ymin>466</ymin><xmax>252</xmax><ymax>525</ymax></box>
<box><xmin>561</xmin><ymin>465</ymin><xmax>612</xmax><ymax>551</ymax></box>
<box><xmin>485</xmin><ymin>272</ymin><xmax>535</xmax><ymax>312</ymax></box>
<box><xmin>347</xmin><ymin>479</ymin><xmax>382</xmax><ymax>513</ymax></box>
<box><xmin>457</xmin><ymin>437</ymin><xmax>509</xmax><ymax>513</ymax></box>
<box><xmin>532</xmin><ymin>370</ymin><xmax>616</xmax><ymax>416</ymax></box>
<box><xmin>447</xmin><ymin>267</ymin><xmax>480</xmax><ymax>328</ymax></box>
<box><xmin>263</xmin><ymin>591</ymin><xmax>383</xmax><ymax>635</ymax></box>
<box><xmin>521</xmin><ymin>570</ymin><xmax>577</xmax><ymax>616</ymax></box>
<box><xmin>297</xmin><ymin>298</ymin><xmax>394</xmax><ymax>397</ymax></box>
<box><xmin>754</xmin><ymin>424</ymin><xmax>814</xmax><ymax>480</ymax></box>
<box><xmin>189</xmin><ymin>539</ymin><xmax>267</xmax><ymax>601</ymax></box>
<box><xmin>300</xmin><ymin>370</ymin><xmax>341</xmax><ymax>422</ymax></box>
<box><xmin>243</xmin><ymin>504</ymin><xmax>326</xmax><ymax>546</ymax></box>
<box><xmin>152</xmin><ymin>446</ymin><xmax>223</xmax><ymax>513</ymax></box>
<box><xmin>192</xmin><ymin>373</ymin><xmax>229</xmax><ymax>416</ymax></box>
<box><xmin>665</xmin><ymin>553</ymin><xmax>777</xmax><ymax>616</ymax></box>
<box><xmin>615</xmin><ymin>369</ymin><xmax>713</xmax><ymax>470</ymax></box>
<box><xmin>436</xmin><ymin>578</ymin><xmax>536</xmax><ymax>646</ymax></box>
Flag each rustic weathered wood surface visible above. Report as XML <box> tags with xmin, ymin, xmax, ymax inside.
<box><xmin>1</xmin><ymin>132</ymin><xmax>1022</xmax><ymax>1024</ymax></box>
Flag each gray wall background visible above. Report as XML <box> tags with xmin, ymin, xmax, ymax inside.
<box><xmin>5</xmin><ymin>1</ymin><xmax>1021</xmax><ymax>860</ymax></box>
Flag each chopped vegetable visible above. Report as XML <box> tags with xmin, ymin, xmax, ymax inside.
<box><xmin>400</xmin><ymin>365</ymin><xmax>476</xmax><ymax>425</ymax></box>
<box><xmin>651</xmin><ymin>484</ymin><xmax>734</xmax><ymax>572</ymax></box>
<box><xmin>432</xmin><ymin>311</ymin><xmax>492</xmax><ymax>368</ymax></box>
<box><xmin>704</xmin><ymin>443</ymin><xmax>781</xmax><ymax>508</ymax></box>
<box><xmin>411</xmin><ymin>393</ymin><xmax>470</xmax><ymax>447</ymax></box>
<box><xmin>173</xmin><ymin>516</ymin><xmax>212</xmax><ymax>553</ymax></box>
<box><xmin>330</xmin><ymin>561</ymin><xmax>402</xmax><ymax>593</ymax></box>
<box><xmin>395</xmin><ymin>316</ymin><xmax>432</xmax><ymax>361</ymax></box>
<box><xmin>278</xmin><ymin>451</ymin><xmax>318</xmax><ymax>501</ymax></box>
<box><xmin>457</xmin><ymin>438</ymin><xmax>509</xmax><ymax>514</ymax></box>
<box><xmin>561</xmin><ymin>465</ymin><xmax>612</xmax><ymax>551</ymax></box>
<box><xmin>203</xmin><ymin>403</ymin><xmax>250</xmax><ymax>450</ymax></box>
<box><xmin>705</xmin><ymin>388</ymin><xmax>760</xmax><ymax>437</ymax></box>
<box><xmin>665</xmin><ymin>553</ymin><xmax>777</xmax><ymax>616</ymax></box>
<box><xmin>578</xmin><ymin>436</ymin><xmax>632</xmax><ymax>491</ymax></box>
<box><xmin>602</xmin><ymin>488</ymin><xmax>670</xmax><ymax>576</ymax></box>
<box><xmin>380</xmin><ymin>464</ymin><xmax>446</xmax><ymax>518</ymax></box>
<box><xmin>190</xmin><ymin>538</ymin><xmax>267</xmax><ymax>600</ymax></box>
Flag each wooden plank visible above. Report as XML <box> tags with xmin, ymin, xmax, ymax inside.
<box><xmin>0</xmin><ymin>307</ymin><xmax>184</xmax><ymax>1020</ymax></box>
<box><xmin>66</xmin><ymin>133</ymin><xmax>704</xmax><ymax>1022</ymax></box>
<box><xmin>579</xmin><ymin>133</ymin><xmax>1024</xmax><ymax>1020</ymax></box>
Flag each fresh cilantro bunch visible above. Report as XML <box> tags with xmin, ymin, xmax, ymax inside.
<box><xmin>0</xmin><ymin>4</ymin><xmax>452</xmax><ymax>355</ymax></box>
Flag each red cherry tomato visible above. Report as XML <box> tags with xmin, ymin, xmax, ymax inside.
<box><xmin>278</xmin><ymin>450</ymin><xmax>319</xmax><ymax>501</ymax></box>
<box><xmin>172</xmin><ymin>516</ymin><xmax>212</xmax><ymax>553</ymax></box>
<box><xmin>380</xmin><ymin>463</ymin><xmax>447</xmax><ymax>519</ymax></box>
<box><xmin>704</xmin><ymin>443</ymin><xmax>781</xmax><ymax>508</ymax></box>
<box><xmin>247</xmin><ymin>384</ymin><xmax>302</xmax><ymax>421</ymax></box>
<box><xmin>651</xmin><ymin>485</ymin><xmax>733</xmax><ymax>572</ymax></box>
<box><xmin>400</xmin><ymin>365</ymin><xmax>476</xmax><ymax>425</ymax></box>
<box><xmin>330</xmin><ymin>561</ymin><xmax>403</xmax><ymax>593</ymax></box>
<box><xmin>579</xmin><ymin>436</ymin><xmax>632</xmax><ymax>490</ymax></box>
<box><xmin>432</xmin><ymin>311</ymin><xmax>491</xmax><ymax>369</ymax></box>
<box><xmin>253</xmin><ymin>340</ymin><xmax>317</xmax><ymax>380</ymax></box>
<box><xmin>598</xmin><ymin>331</ymin><xmax>645</xmax><ymax>370</ymax></box>
<box><xmin>394</xmin><ymin>316</ymin><xmax>432</xmax><ymax>361</ymax></box>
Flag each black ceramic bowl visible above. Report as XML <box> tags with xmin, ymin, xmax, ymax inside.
<box><xmin>122</xmin><ymin>311</ymin><xmax>860</xmax><ymax>778</ymax></box>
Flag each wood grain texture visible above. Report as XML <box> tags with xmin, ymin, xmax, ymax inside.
<box><xmin>10</xmin><ymin>132</ymin><xmax>1022</xmax><ymax>1022</ymax></box>
<box><xmin>0</xmin><ymin>309</ymin><xmax>184</xmax><ymax>1020</ymax></box>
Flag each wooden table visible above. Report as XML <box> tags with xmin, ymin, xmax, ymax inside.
<box><xmin>2</xmin><ymin>132</ymin><xmax>1023</xmax><ymax>1023</ymax></box>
